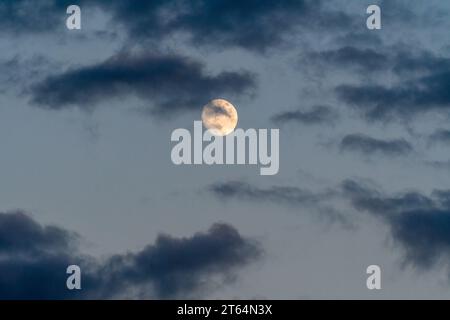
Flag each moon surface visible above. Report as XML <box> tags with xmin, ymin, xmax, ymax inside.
<box><xmin>201</xmin><ymin>99</ymin><xmax>238</xmax><ymax>136</ymax></box>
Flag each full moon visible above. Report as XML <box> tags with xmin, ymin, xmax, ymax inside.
<box><xmin>201</xmin><ymin>99</ymin><xmax>238</xmax><ymax>136</ymax></box>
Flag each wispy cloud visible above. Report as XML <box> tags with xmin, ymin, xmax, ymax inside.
<box><xmin>0</xmin><ymin>211</ymin><xmax>262</xmax><ymax>299</ymax></box>
<box><xmin>342</xmin><ymin>179</ymin><xmax>450</xmax><ymax>269</ymax></box>
<box><xmin>340</xmin><ymin>134</ymin><xmax>413</xmax><ymax>157</ymax></box>
<box><xmin>209</xmin><ymin>181</ymin><xmax>350</xmax><ymax>227</ymax></box>
<box><xmin>271</xmin><ymin>105</ymin><xmax>338</xmax><ymax>126</ymax></box>
<box><xmin>30</xmin><ymin>52</ymin><xmax>256</xmax><ymax>116</ymax></box>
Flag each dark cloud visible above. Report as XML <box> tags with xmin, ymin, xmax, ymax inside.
<box><xmin>204</xmin><ymin>104</ymin><xmax>233</xmax><ymax>118</ymax></box>
<box><xmin>429</xmin><ymin>129</ymin><xmax>450</xmax><ymax>146</ymax></box>
<box><xmin>309</xmin><ymin>45</ymin><xmax>450</xmax><ymax>76</ymax></box>
<box><xmin>271</xmin><ymin>105</ymin><xmax>337</xmax><ymax>125</ymax></box>
<box><xmin>329</xmin><ymin>47</ymin><xmax>450</xmax><ymax>122</ymax></box>
<box><xmin>101</xmin><ymin>0</ymin><xmax>322</xmax><ymax>51</ymax></box>
<box><xmin>336</xmin><ymin>71</ymin><xmax>450</xmax><ymax>121</ymax></box>
<box><xmin>209</xmin><ymin>181</ymin><xmax>349</xmax><ymax>226</ymax></box>
<box><xmin>88</xmin><ymin>0</ymin><xmax>356</xmax><ymax>52</ymax></box>
<box><xmin>341</xmin><ymin>180</ymin><xmax>433</xmax><ymax>218</ymax></box>
<box><xmin>94</xmin><ymin>223</ymin><xmax>262</xmax><ymax>299</ymax></box>
<box><xmin>340</xmin><ymin>134</ymin><xmax>413</xmax><ymax>157</ymax></box>
<box><xmin>0</xmin><ymin>55</ymin><xmax>56</xmax><ymax>92</ymax></box>
<box><xmin>342</xmin><ymin>180</ymin><xmax>450</xmax><ymax>269</ymax></box>
<box><xmin>306</xmin><ymin>45</ymin><xmax>450</xmax><ymax>125</ymax></box>
<box><xmin>391</xmin><ymin>50</ymin><xmax>450</xmax><ymax>76</ymax></box>
<box><xmin>0</xmin><ymin>211</ymin><xmax>261</xmax><ymax>299</ymax></box>
<box><xmin>307</xmin><ymin>46</ymin><xmax>389</xmax><ymax>72</ymax></box>
<box><xmin>210</xmin><ymin>181</ymin><xmax>324</xmax><ymax>205</ymax></box>
<box><xmin>0</xmin><ymin>0</ymin><xmax>69</xmax><ymax>34</ymax></box>
<box><xmin>304</xmin><ymin>44</ymin><xmax>450</xmax><ymax>123</ymax></box>
<box><xmin>0</xmin><ymin>1</ymin><xmax>355</xmax><ymax>52</ymax></box>
<box><xmin>0</xmin><ymin>211</ymin><xmax>91</xmax><ymax>299</ymax></box>
<box><xmin>30</xmin><ymin>52</ymin><xmax>256</xmax><ymax>116</ymax></box>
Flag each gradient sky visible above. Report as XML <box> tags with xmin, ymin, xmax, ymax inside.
<box><xmin>1</xmin><ymin>0</ymin><xmax>450</xmax><ymax>299</ymax></box>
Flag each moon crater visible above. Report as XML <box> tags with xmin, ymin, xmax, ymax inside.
<box><xmin>201</xmin><ymin>99</ymin><xmax>238</xmax><ymax>136</ymax></box>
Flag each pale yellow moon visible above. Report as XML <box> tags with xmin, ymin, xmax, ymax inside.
<box><xmin>201</xmin><ymin>99</ymin><xmax>238</xmax><ymax>136</ymax></box>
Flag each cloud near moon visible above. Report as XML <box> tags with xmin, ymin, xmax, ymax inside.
<box><xmin>202</xmin><ymin>99</ymin><xmax>238</xmax><ymax>136</ymax></box>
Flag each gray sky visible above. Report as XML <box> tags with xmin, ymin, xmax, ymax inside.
<box><xmin>0</xmin><ymin>0</ymin><xmax>450</xmax><ymax>299</ymax></box>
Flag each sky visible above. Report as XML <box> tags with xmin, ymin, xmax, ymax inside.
<box><xmin>0</xmin><ymin>0</ymin><xmax>450</xmax><ymax>299</ymax></box>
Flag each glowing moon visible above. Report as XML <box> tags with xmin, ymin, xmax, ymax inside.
<box><xmin>201</xmin><ymin>99</ymin><xmax>238</xmax><ymax>136</ymax></box>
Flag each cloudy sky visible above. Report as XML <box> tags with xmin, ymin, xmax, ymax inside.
<box><xmin>1</xmin><ymin>0</ymin><xmax>450</xmax><ymax>299</ymax></box>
